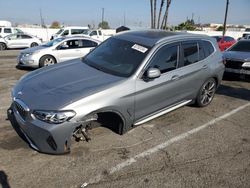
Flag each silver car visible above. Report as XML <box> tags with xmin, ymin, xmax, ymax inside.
<box><xmin>9</xmin><ymin>30</ymin><xmax>224</xmax><ymax>154</ymax></box>
<box><xmin>17</xmin><ymin>36</ymin><xmax>100</xmax><ymax>68</ymax></box>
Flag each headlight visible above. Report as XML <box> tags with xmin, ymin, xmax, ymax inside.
<box><xmin>242</xmin><ymin>62</ymin><xmax>250</xmax><ymax>68</ymax></box>
<box><xmin>33</xmin><ymin>110</ymin><xmax>76</xmax><ymax>124</ymax></box>
<box><xmin>23</xmin><ymin>52</ymin><xmax>33</xmax><ymax>57</ymax></box>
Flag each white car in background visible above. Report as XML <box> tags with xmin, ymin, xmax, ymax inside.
<box><xmin>0</xmin><ymin>33</ymin><xmax>42</xmax><ymax>50</ymax></box>
<box><xmin>0</xmin><ymin>26</ymin><xmax>23</xmax><ymax>38</ymax></box>
<box><xmin>17</xmin><ymin>36</ymin><xmax>100</xmax><ymax>68</ymax></box>
<box><xmin>50</xmin><ymin>26</ymin><xmax>90</xmax><ymax>40</ymax></box>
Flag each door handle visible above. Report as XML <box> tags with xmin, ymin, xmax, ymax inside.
<box><xmin>202</xmin><ymin>65</ymin><xmax>208</xmax><ymax>69</ymax></box>
<box><xmin>171</xmin><ymin>75</ymin><xmax>180</xmax><ymax>81</ymax></box>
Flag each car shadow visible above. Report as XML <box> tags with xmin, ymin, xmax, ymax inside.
<box><xmin>16</xmin><ymin>65</ymin><xmax>36</xmax><ymax>71</ymax></box>
<box><xmin>216</xmin><ymin>83</ymin><xmax>250</xmax><ymax>101</ymax></box>
<box><xmin>0</xmin><ymin>171</ymin><xmax>11</xmax><ymax>188</ymax></box>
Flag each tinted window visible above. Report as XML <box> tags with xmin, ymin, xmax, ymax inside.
<box><xmin>66</xmin><ymin>40</ymin><xmax>79</xmax><ymax>49</ymax></box>
<box><xmin>21</xmin><ymin>34</ymin><xmax>32</xmax><ymax>39</ymax></box>
<box><xmin>182</xmin><ymin>42</ymin><xmax>199</xmax><ymax>66</ymax></box>
<box><xmin>84</xmin><ymin>38</ymin><xmax>151</xmax><ymax>77</ymax></box>
<box><xmin>229</xmin><ymin>41</ymin><xmax>250</xmax><ymax>52</ymax></box>
<box><xmin>4</xmin><ymin>28</ymin><xmax>11</xmax><ymax>33</ymax></box>
<box><xmin>79</xmin><ymin>40</ymin><xmax>98</xmax><ymax>48</ymax></box>
<box><xmin>90</xmin><ymin>31</ymin><xmax>97</xmax><ymax>36</ymax></box>
<box><xmin>202</xmin><ymin>40</ymin><xmax>215</xmax><ymax>58</ymax></box>
<box><xmin>198</xmin><ymin>42</ymin><xmax>206</xmax><ymax>61</ymax></box>
<box><xmin>71</xmin><ymin>29</ymin><xmax>88</xmax><ymax>35</ymax></box>
<box><xmin>149</xmin><ymin>45</ymin><xmax>178</xmax><ymax>73</ymax></box>
<box><xmin>62</xmin><ymin>30</ymin><xmax>69</xmax><ymax>36</ymax></box>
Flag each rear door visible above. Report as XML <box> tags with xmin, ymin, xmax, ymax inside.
<box><xmin>56</xmin><ymin>39</ymin><xmax>82</xmax><ymax>62</ymax></box>
<box><xmin>78</xmin><ymin>39</ymin><xmax>98</xmax><ymax>57</ymax></box>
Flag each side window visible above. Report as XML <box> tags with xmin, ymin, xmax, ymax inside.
<box><xmin>79</xmin><ymin>40</ymin><xmax>98</xmax><ymax>48</ymax></box>
<box><xmin>62</xmin><ymin>30</ymin><xmax>69</xmax><ymax>36</ymax></box>
<box><xmin>90</xmin><ymin>31</ymin><xmax>97</xmax><ymax>36</ymax></box>
<box><xmin>149</xmin><ymin>44</ymin><xmax>179</xmax><ymax>73</ymax></box>
<box><xmin>71</xmin><ymin>29</ymin><xmax>84</xmax><ymax>35</ymax></box>
<box><xmin>182</xmin><ymin>42</ymin><xmax>199</xmax><ymax>66</ymax></box>
<box><xmin>0</xmin><ymin>28</ymin><xmax>2</xmax><ymax>33</ymax></box>
<box><xmin>202</xmin><ymin>41</ymin><xmax>215</xmax><ymax>57</ymax></box>
<box><xmin>4</xmin><ymin>28</ymin><xmax>12</xmax><ymax>33</ymax></box>
<box><xmin>98</xmin><ymin>30</ymin><xmax>102</xmax><ymax>35</ymax></box>
<box><xmin>198</xmin><ymin>42</ymin><xmax>206</xmax><ymax>61</ymax></box>
<box><xmin>21</xmin><ymin>34</ymin><xmax>32</xmax><ymax>39</ymax></box>
<box><xmin>66</xmin><ymin>40</ymin><xmax>79</xmax><ymax>49</ymax></box>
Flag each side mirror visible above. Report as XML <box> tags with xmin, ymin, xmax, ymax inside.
<box><xmin>145</xmin><ymin>68</ymin><xmax>161</xmax><ymax>80</ymax></box>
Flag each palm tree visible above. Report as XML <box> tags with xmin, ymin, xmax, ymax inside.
<box><xmin>161</xmin><ymin>0</ymin><xmax>172</xmax><ymax>29</ymax></box>
<box><xmin>153</xmin><ymin>0</ymin><xmax>157</xmax><ymax>28</ymax></box>
<box><xmin>157</xmin><ymin>0</ymin><xmax>165</xmax><ymax>29</ymax></box>
<box><xmin>150</xmin><ymin>0</ymin><xmax>154</xmax><ymax>28</ymax></box>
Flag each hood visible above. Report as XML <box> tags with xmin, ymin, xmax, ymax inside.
<box><xmin>223</xmin><ymin>51</ymin><xmax>250</xmax><ymax>62</ymax></box>
<box><xmin>20</xmin><ymin>45</ymin><xmax>48</xmax><ymax>54</ymax></box>
<box><xmin>13</xmin><ymin>59</ymin><xmax>124</xmax><ymax>110</ymax></box>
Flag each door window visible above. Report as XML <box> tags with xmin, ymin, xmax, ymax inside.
<box><xmin>148</xmin><ymin>44</ymin><xmax>179</xmax><ymax>73</ymax></box>
<box><xmin>20</xmin><ymin>34</ymin><xmax>32</xmax><ymax>39</ymax></box>
<box><xmin>4</xmin><ymin>28</ymin><xmax>12</xmax><ymax>33</ymax></box>
<box><xmin>182</xmin><ymin>42</ymin><xmax>199</xmax><ymax>66</ymax></box>
<box><xmin>61</xmin><ymin>30</ymin><xmax>69</xmax><ymax>36</ymax></box>
<box><xmin>79</xmin><ymin>40</ymin><xmax>98</xmax><ymax>48</ymax></box>
<box><xmin>90</xmin><ymin>31</ymin><xmax>97</xmax><ymax>36</ymax></box>
<box><xmin>58</xmin><ymin>40</ymin><xmax>80</xmax><ymax>50</ymax></box>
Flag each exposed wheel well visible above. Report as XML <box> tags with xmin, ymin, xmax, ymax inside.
<box><xmin>96</xmin><ymin>112</ymin><xmax>124</xmax><ymax>135</ymax></box>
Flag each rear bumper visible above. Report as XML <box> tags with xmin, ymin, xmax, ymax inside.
<box><xmin>8</xmin><ymin>103</ymin><xmax>76</xmax><ymax>154</ymax></box>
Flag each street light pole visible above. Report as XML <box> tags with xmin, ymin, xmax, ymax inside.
<box><xmin>222</xmin><ymin>0</ymin><xmax>229</xmax><ymax>38</ymax></box>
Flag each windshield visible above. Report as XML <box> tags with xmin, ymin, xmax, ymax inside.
<box><xmin>83</xmin><ymin>37</ymin><xmax>151</xmax><ymax>77</ymax></box>
<box><xmin>56</xmin><ymin>29</ymin><xmax>64</xmax><ymax>35</ymax></box>
<box><xmin>229</xmin><ymin>41</ymin><xmax>250</xmax><ymax>52</ymax></box>
<box><xmin>43</xmin><ymin>38</ymin><xmax>64</xmax><ymax>47</ymax></box>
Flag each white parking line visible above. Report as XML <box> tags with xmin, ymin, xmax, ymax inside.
<box><xmin>81</xmin><ymin>102</ymin><xmax>250</xmax><ymax>187</ymax></box>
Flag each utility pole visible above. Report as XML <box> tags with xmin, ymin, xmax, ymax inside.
<box><xmin>223</xmin><ymin>0</ymin><xmax>229</xmax><ymax>37</ymax></box>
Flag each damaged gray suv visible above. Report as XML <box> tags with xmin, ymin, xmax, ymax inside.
<box><xmin>8</xmin><ymin>30</ymin><xmax>224</xmax><ymax>154</ymax></box>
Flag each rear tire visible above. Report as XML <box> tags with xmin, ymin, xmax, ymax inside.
<box><xmin>0</xmin><ymin>42</ymin><xmax>7</xmax><ymax>51</ymax></box>
<box><xmin>30</xmin><ymin>42</ymin><xmax>38</xmax><ymax>47</ymax></box>
<box><xmin>196</xmin><ymin>78</ymin><xmax>216</xmax><ymax>107</ymax></box>
<box><xmin>39</xmin><ymin>55</ymin><xmax>56</xmax><ymax>67</ymax></box>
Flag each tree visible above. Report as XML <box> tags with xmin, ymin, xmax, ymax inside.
<box><xmin>216</xmin><ymin>26</ymin><xmax>224</xmax><ymax>31</ymax></box>
<box><xmin>149</xmin><ymin>0</ymin><xmax>172</xmax><ymax>29</ymax></box>
<box><xmin>98</xmin><ymin>21</ymin><xmax>110</xmax><ymax>29</ymax></box>
<box><xmin>50</xmin><ymin>21</ymin><xmax>60</xmax><ymax>29</ymax></box>
<box><xmin>150</xmin><ymin>0</ymin><xmax>154</xmax><ymax>28</ymax></box>
<box><xmin>157</xmin><ymin>0</ymin><xmax>165</xmax><ymax>29</ymax></box>
<box><xmin>161</xmin><ymin>0</ymin><xmax>172</xmax><ymax>29</ymax></box>
<box><xmin>174</xmin><ymin>19</ymin><xmax>196</xmax><ymax>31</ymax></box>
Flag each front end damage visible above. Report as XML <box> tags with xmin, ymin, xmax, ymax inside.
<box><xmin>8</xmin><ymin>101</ymin><xmax>99</xmax><ymax>155</ymax></box>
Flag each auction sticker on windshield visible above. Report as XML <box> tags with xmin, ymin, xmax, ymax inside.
<box><xmin>132</xmin><ymin>44</ymin><xmax>148</xmax><ymax>53</ymax></box>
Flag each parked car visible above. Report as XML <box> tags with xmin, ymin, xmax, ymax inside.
<box><xmin>0</xmin><ymin>26</ymin><xmax>23</xmax><ymax>38</ymax></box>
<box><xmin>0</xmin><ymin>33</ymin><xmax>42</xmax><ymax>50</ymax></box>
<box><xmin>85</xmin><ymin>29</ymin><xmax>111</xmax><ymax>41</ymax></box>
<box><xmin>50</xmin><ymin>26</ymin><xmax>90</xmax><ymax>40</ymax></box>
<box><xmin>223</xmin><ymin>40</ymin><xmax>250</xmax><ymax>79</ymax></box>
<box><xmin>8</xmin><ymin>30</ymin><xmax>224</xmax><ymax>154</ymax></box>
<box><xmin>212</xmin><ymin>36</ymin><xmax>236</xmax><ymax>51</ymax></box>
<box><xmin>17</xmin><ymin>36</ymin><xmax>100</xmax><ymax>68</ymax></box>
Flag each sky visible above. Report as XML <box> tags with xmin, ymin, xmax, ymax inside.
<box><xmin>0</xmin><ymin>0</ymin><xmax>249</xmax><ymax>28</ymax></box>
